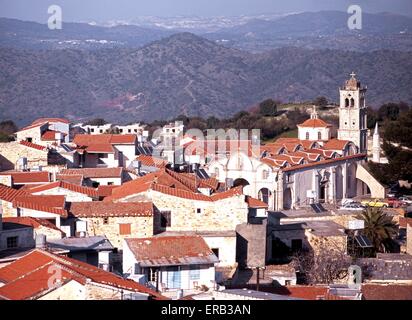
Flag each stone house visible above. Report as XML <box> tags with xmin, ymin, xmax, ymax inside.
<box><xmin>2</xmin><ymin>217</ymin><xmax>65</xmax><ymax>240</ymax></box>
<box><xmin>123</xmin><ymin>235</ymin><xmax>218</xmax><ymax>292</ymax></box>
<box><xmin>68</xmin><ymin>201</ymin><xmax>154</xmax><ymax>249</ymax></box>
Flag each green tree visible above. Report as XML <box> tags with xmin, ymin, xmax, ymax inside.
<box><xmin>85</xmin><ymin>118</ymin><xmax>107</xmax><ymax>126</ymax></box>
<box><xmin>0</xmin><ymin>120</ymin><xmax>18</xmax><ymax>142</ymax></box>
<box><xmin>259</xmin><ymin>99</ymin><xmax>278</xmax><ymax>116</ymax></box>
<box><xmin>378</xmin><ymin>102</ymin><xmax>409</xmax><ymax>121</ymax></box>
<box><xmin>313</xmin><ymin>96</ymin><xmax>328</xmax><ymax>109</ymax></box>
<box><xmin>356</xmin><ymin>208</ymin><xmax>397</xmax><ymax>254</ymax></box>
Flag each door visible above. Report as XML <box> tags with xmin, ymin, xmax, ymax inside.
<box><xmin>166</xmin><ymin>266</ymin><xmax>181</xmax><ymax>289</ymax></box>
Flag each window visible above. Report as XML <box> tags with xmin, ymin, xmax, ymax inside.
<box><xmin>262</xmin><ymin>170</ymin><xmax>269</xmax><ymax>180</ymax></box>
<box><xmin>212</xmin><ymin>248</ymin><xmax>219</xmax><ymax>259</ymax></box>
<box><xmin>100</xmin><ymin>129</ymin><xmax>103</xmax><ymax>133</ymax></box>
<box><xmin>128</xmin><ymin>129</ymin><xmax>131</xmax><ymax>133</ymax></box>
<box><xmin>26</xmin><ymin>138</ymin><xmax>33</xmax><ymax>143</ymax></box>
<box><xmin>214</xmin><ymin>167</ymin><xmax>219</xmax><ymax>178</ymax></box>
<box><xmin>107</xmin><ymin>182</ymin><xmax>114</xmax><ymax>186</ymax></box>
<box><xmin>189</xmin><ymin>265</ymin><xmax>200</xmax><ymax>280</ymax></box>
<box><xmin>7</xmin><ymin>236</ymin><xmax>18</xmax><ymax>248</ymax></box>
<box><xmin>103</xmin><ymin>217</ymin><xmax>109</xmax><ymax>224</ymax></box>
<box><xmin>306</xmin><ymin>132</ymin><xmax>310</xmax><ymax>140</ymax></box>
<box><xmin>120</xmin><ymin>129</ymin><xmax>123</xmax><ymax>133</ymax></box>
<box><xmin>291</xmin><ymin>239</ymin><xmax>303</xmax><ymax>252</ymax></box>
<box><xmin>317</xmin><ymin>132</ymin><xmax>322</xmax><ymax>140</ymax></box>
<box><xmin>90</xmin><ymin>128</ymin><xmax>95</xmax><ymax>133</ymax></box>
<box><xmin>160</xmin><ymin>211</ymin><xmax>171</xmax><ymax>228</ymax></box>
<box><xmin>119</xmin><ymin>223</ymin><xmax>131</xmax><ymax>235</ymax></box>
<box><xmin>148</xmin><ymin>267</ymin><xmax>158</xmax><ymax>282</ymax></box>
<box><xmin>196</xmin><ymin>208</ymin><xmax>202</xmax><ymax>214</ymax></box>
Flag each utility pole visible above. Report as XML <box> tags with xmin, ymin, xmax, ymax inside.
<box><xmin>256</xmin><ymin>267</ymin><xmax>260</xmax><ymax>292</ymax></box>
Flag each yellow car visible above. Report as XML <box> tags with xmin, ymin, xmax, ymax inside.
<box><xmin>361</xmin><ymin>199</ymin><xmax>389</xmax><ymax>208</ymax></box>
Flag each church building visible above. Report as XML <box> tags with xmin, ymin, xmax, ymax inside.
<box><xmin>206</xmin><ymin>73</ymin><xmax>385</xmax><ymax>211</ymax></box>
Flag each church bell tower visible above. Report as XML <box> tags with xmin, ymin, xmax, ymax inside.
<box><xmin>337</xmin><ymin>72</ymin><xmax>368</xmax><ymax>154</ymax></box>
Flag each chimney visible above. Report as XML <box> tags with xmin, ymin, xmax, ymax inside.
<box><xmin>35</xmin><ymin>234</ymin><xmax>47</xmax><ymax>250</ymax></box>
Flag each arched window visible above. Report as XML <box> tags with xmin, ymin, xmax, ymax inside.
<box><xmin>350</xmin><ymin>98</ymin><xmax>355</xmax><ymax>107</ymax></box>
<box><xmin>317</xmin><ymin>132</ymin><xmax>322</xmax><ymax>140</ymax></box>
<box><xmin>345</xmin><ymin>98</ymin><xmax>349</xmax><ymax>107</ymax></box>
<box><xmin>306</xmin><ymin>132</ymin><xmax>310</xmax><ymax>140</ymax></box>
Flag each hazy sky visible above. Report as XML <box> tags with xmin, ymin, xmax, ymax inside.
<box><xmin>1</xmin><ymin>0</ymin><xmax>411</xmax><ymax>22</ymax></box>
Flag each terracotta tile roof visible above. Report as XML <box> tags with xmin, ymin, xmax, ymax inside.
<box><xmin>183</xmin><ymin>139</ymin><xmax>260</xmax><ymax>158</ymax></box>
<box><xmin>97</xmin><ymin>185</ymin><xmax>118</xmax><ymax>197</ymax></box>
<box><xmin>69</xmin><ymin>201</ymin><xmax>153</xmax><ymax>218</ymax></box>
<box><xmin>125</xmin><ymin>235</ymin><xmax>218</xmax><ymax>267</ymax></box>
<box><xmin>0</xmin><ymin>184</ymin><xmax>28</xmax><ymax>203</ymax></box>
<box><xmin>41</xmin><ymin>130</ymin><xmax>65</xmax><ymax>141</ymax></box>
<box><xmin>298</xmin><ymin>118</ymin><xmax>332</xmax><ymax>128</ymax></box>
<box><xmin>107</xmin><ymin>170</ymin><xmax>242</xmax><ymax>202</ymax></box>
<box><xmin>73</xmin><ymin>134</ymin><xmax>136</xmax><ymax>146</ymax></box>
<box><xmin>2</xmin><ymin>217</ymin><xmax>64</xmax><ymax>233</ymax></box>
<box><xmin>84</xmin><ymin>143</ymin><xmax>115</xmax><ymax>154</ymax></box>
<box><xmin>361</xmin><ymin>284</ymin><xmax>412</xmax><ymax>300</ymax></box>
<box><xmin>0</xmin><ymin>171</ymin><xmax>50</xmax><ymax>184</ymax></box>
<box><xmin>60</xmin><ymin>167</ymin><xmax>123</xmax><ymax>179</ymax></box>
<box><xmin>19</xmin><ymin>140</ymin><xmax>47</xmax><ymax>151</ymax></box>
<box><xmin>246</xmin><ymin>196</ymin><xmax>269</xmax><ymax>208</ymax></box>
<box><xmin>267</xmin><ymin>285</ymin><xmax>329</xmax><ymax>300</ymax></box>
<box><xmin>12</xmin><ymin>195</ymin><xmax>67</xmax><ymax>217</ymax></box>
<box><xmin>28</xmin><ymin>181</ymin><xmax>99</xmax><ymax>198</ymax></box>
<box><xmin>17</xmin><ymin>122</ymin><xmax>45</xmax><ymax>132</ymax></box>
<box><xmin>136</xmin><ymin>155</ymin><xmax>168</xmax><ymax>168</ymax></box>
<box><xmin>56</xmin><ymin>174</ymin><xmax>83</xmax><ymax>185</ymax></box>
<box><xmin>306</xmin><ymin>148</ymin><xmax>336</xmax><ymax>159</ymax></box>
<box><xmin>282</xmin><ymin>153</ymin><xmax>367</xmax><ymax>172</ymax></box>
<box><xmin>323</xmin><ymin>139</ymin><xmax>351</xmax><ymax>151</ymax></box>
<box><xmin>261</xmin><ymin>157</ymin><xmax>287</xmax><ymax>168</ymax></box>
<box><xmin>210</xmin><ymin>186</ymin><xmax>244</xmax><ymax>201</ymax></box>
<box><xmin>289</xmin><ymin>151</ymin><xmax>321</xmax><ymax>162</ymax></box>
<box><xmin>32</xmin><ymin>118</ymin><xmax>70</xmax><ymax>125</ymax></box>
<box><xmin>0</xmin><ymin>250</ymin><xmax>165</xmax><ymax>300</ymax></box>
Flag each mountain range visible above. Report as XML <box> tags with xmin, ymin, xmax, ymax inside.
<box><xmin>1</xmin><ymin>11</ymin><xmax>412</xmax><ymax>52</ymax></box>
<box><xmin>1</xmin><ymin>32</ymin><xmax>411</xmax><ymax>126</ymax></box>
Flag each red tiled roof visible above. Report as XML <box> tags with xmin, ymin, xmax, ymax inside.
<box><xmin>97</xmin><ymin>185</ymin><xmax>118</xmax><ymax>197</ymax></box>
<box><xmin>84</xmin><ymin>144</ymin><xmax>115</xmax><ymax>154</ymax></box>
<box><xmin>361</xmin><ymin>284</ymin><xmax>412</xmax><ymax>300</ymax></box>
<box><xmin>28</xmin><ymin>181</ymin><xmax>99</xmax><ymax>198</ymax></box>
<box><xmin>265</xmin><ymin>285</ymin><xmax>329</xmax><ymax>300</ymax></box>
<box><xmin>282</xmin><ymin>154</ymin><xmax>367</xmax><ymax>172</ymax></box>
<box><xmin>136</xmin><ymin>155</ymin><xmax>168</xmax><ymax>168</ymax></box>
<box><xmin>0</xmin><ymin>184</ymin><xmax>28</xmax><ymax>203</ymax></box>
<box><xmin>19</xmin><ymin>140</ymin><xmax>47</xmax><ymax>151</ymax></box>
<box><xmin>12</xmin><ymin>195</ymin><xmax>67</xmax><ymax>217</ymax></box>
<box><xmin>125</xmin><ymin>235</ymin><xmax>216</xmax><ymax>265</ymax></box>
<box><xmin>17</xmin><ymin>123</ymin><xmax>45</xmax><ymax>132</ymax></box>
<box><xmin>246</xmin><ymin>196</ymin><xmax>268</xmax><ymax>208</ymax></box>
<box><xmin>73</xmin><ymin>134</ymin><xmax>136</xmax><ymax>146</ymax></box>
<box><xmin>56</xmin><ymin>174</ymin><xmax>83</xmax><ymax>185</ymax></box>
<box><xmin>32</xmin><ymin>118</ymin><xmax>70</xmax><ymax>125</ymax></box>
<box><xmin>41</xmin><ymin>130</ymin><xmax>65</xmax><ymax>141</ymax></box>
<box><xmin>323</xmin><ymin>139</ymin><xmax>351</xmax><ymax>151</ymax></box>
<box><xmin>69</xmin><ymin>201</ymin><xmax>153</xmax><ymax>217</ymax></box>
<box><xmin>0</xmin><ymin>250</ymin><xmax>165</xmax><ymax>300</ymax></box>
<box><xmin>0</xmin><ymin>171</ymin><xmax>50</xmax><ymax>184</ymax></box>
<box><xmin>59</xmin><ymin>167</ymin><xmax>123</xmax><ymax>179</ymax></box>
<box><xmin>298</xmin><ymin>118</ymin><xmax>332</xmax><ymax>128</ymax></box>
<box><xmin>2</xmin><ymin>217</ymin><xmax>64</xmax><ymax>233</ymax></box>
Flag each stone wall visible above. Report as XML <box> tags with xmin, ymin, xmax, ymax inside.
<box><xmin>0</xmin><ymin>141</ymin><xmax>48</xmax><ymax>171</ymax></box>
<box><xmin>81</xmin><ymin>216</ymin><xmax>154</xmax><ymax>249</ymax></box>
<box><xmin>236</xmin><ymin>221</ymin><xmax>267</xmax><ymax>268</ymax></box>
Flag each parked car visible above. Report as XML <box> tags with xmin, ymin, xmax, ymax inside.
<box><xmin>398</xmin><ymin>196</ymin><xmax>412</xmax><ymax>205</ymax></box>
<box><xmin>361</xmin><ymin>199</ymin><xmax>389</xmax><ymax>208</ymax></box>
<box><xmin>339</xmin><ymin>202</ymin><xmax>365</xmax><ymax>211</ymax></box>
